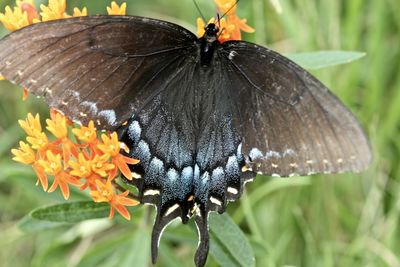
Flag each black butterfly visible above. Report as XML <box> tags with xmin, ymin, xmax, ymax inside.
<box><xmin>0</xmin><ymin>15</ymin><xmax>371</xmax><ymax>266</ymax></box>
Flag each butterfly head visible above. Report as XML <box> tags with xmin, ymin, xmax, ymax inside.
<box><xmin>204</xmin><ymin>23</ymin><xmax>219</xmax><ymax>43</ymax></box>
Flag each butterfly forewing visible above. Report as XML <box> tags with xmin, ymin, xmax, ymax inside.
<box><xmin>220</xmin><ymin>41</ymin><xmax>371</xmax><ymax>176</ymax></box>
<box><xmin>0</xmin><ymin>16</ymin><xmax>197</xmax><ymax>129</ymax></box>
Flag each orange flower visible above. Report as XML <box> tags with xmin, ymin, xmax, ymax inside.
<box><xmin>26</xmin><ymin>131</ymin><xmax>49</xmax><ymax>150</ymax></box>
<box><xmin>91</xmin><ymin>154</ymin><xmax>115</xmax><ymax>177</ymax></box>
<box><xmin>11</xmin><ymin>140</ymin><xmax>48</xmax><ymax>190</ymax></box>
<box><xmin>18</xmin><ymin>113</ymin><xmax>42</xmax><ymax>137</ymax></box>
<box><xmin>72</xmin><ymin>121</ymin><xmax>97</xmax><ymax>144</ymax></box>
<box><xmin>0</xmin><ymin>5</ymin><xmax>30</xmax><ymax>31</ymax></box>
<box><xmin>197</xmin><ymin>0</ymin><xmax>254</xmax><ymax>42</ymax></box>
<box><xmin>46</xmin><ymin>112</ymin><xmax>78</xmax><ymax>165</ymax></box>
<box><xmin>225</xmin><ymin>15</ymin><xmax>254</xmax><ymax>40</ymax></box>
<box><xmin>39</xmin><ymin>0</ymin><xmax>68</xmax><ymax>22</ymax></box>
<box><xmin>11</xmin><ymin>141</ymin><xmax>35</xmax><ymax>165</ymax></box>
<box><xmin>98</xmin><ymin>132</ymin><xmax>139</xmax><ymax>180</ymax></box>
<box><xmin>0</xmin><ymin>0</ymin><xmax>38</xmax><ymax>31</ymax></box>
<box><xmin>73</xmin><ymin>7</ymin><xmax>87</xmax><ymax>17</ymax></box>
<box><xmin>46</xmin><ymin>113</ymin><xmax>68</xmax><ymax>139</ymax></box>
<box><xmin>38</xmin><ymin>150</ymin><xmax>81</xmax><ymax>199</ymax></box>
<box><xmin>69</xmin><ymin>152</ymin><xmax>100</xmax><ymax>190</ymax></box>
<box><xmin>91</xmin><ymin>179</ymin><xmax>139</xmax><ymax>220</ymax></box>
<box><xmin>69</xmin><ymin>153</ymin><xmax>92</xmax><ymax>178</ymax></box>
<box><xmin>18</xmin><ymin>0</ymin><xmax>39</xmax><ymax>23</ymax></box>
<box><xmin>215</xmin><ymin>0</ymin><xmax>237</xmax><ymax>15</ymax></box>
<box><xmin>107</xmin><ymin>1</ymin><xmax>126</xmax><ymax>15</ymax></box>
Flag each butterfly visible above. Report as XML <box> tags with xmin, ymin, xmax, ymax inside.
<box><xmin>0</xmin><ymin>15</ymin><xmax>371</xmax><ymax>267</ymax></box>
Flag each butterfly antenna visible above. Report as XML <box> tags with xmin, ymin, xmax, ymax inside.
<box><xmin>219</xmin><ymin>0</ymin><xmax>239</xmax><ymax>20</ymax></box>
<box><xmin>193</xmin><ymin>0</ymin><xmax>206</xmax><ymax>23</ymax></box>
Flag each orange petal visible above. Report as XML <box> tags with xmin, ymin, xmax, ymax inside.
<box><xmin>108</xmin><ymin>206</ymin><xmax>115</xmax><ymax>219</ymax></box>
<box><xmin>20</xmin><ymin>2</ymin><xmax>39</xmax><ymax>23</ymax></box>
<box><xmin>118</xmin><ymin>196</ymin><xmax>139</xmax><ymax>206</ymax></box>
<box><xmin>121</xmin><ymin>154</ymin><xmax>140</xmax><ymax>165</ymax></box>
<box><xmin>108</xmin><ymin>166</ymin><xmax>118</xmax><ymax>181</ymax></box>
<box><xmin>115</xmin><ymin>204</ymin><xmax>131</xmax><ymax>220</ymax></box>
<box><xmin>116</xmin><ymin>156</ymin><xmax>132</xmax><ymax>180</ymax></box>
<box><xmin>63</xmin><ymin>173</ymin><xmax>83</xmax><ymax>187</ymax></box>
<box><xmin>48</xmin><ymin>179</ymin><xmax>58</xmax><ymax>193</ymax></box>
<box><xmin>22</xmin><ymin>88</ymin><xmax>28</xmax><ymax>101</ymax></box>
<box><xmin>33</xmin><ymin>164</ymin><xmax>48</xmax><ymax>191</ymax></box>
<box><xmin>59</xmin><ymin>181</ymin><xmax>70</xmax><ymax>200</ymax></box>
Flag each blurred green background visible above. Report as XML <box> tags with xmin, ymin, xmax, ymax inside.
<box><xmin>0</xmin><ymin>0</ymin><xmax>399</xmax><ymax>266</ymax></box>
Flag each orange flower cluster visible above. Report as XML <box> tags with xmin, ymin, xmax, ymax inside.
<box><xmin>197</xmin><ymin>0</ymin><xmax>255</xmax><ymax>42</ymax></box>
<box><xmin>11</xmin><ymin>111</ymin><xmax>139</xmax><ymax>220</ymax></box>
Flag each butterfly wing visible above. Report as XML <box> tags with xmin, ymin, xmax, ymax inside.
<box><xmin>219</xmin><ymin>41</ymin><xmax>372</xmax><ymax>176</ymax></box>
<box><xmin>0</xmin><ymin>16</ymin><xmax>197</xmax><ymax>129</ymax></box>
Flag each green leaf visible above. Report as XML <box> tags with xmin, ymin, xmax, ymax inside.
<box><xmin>30</xmin><ymin>201</ymin><xmax>110</xmax><ymax>223</ymax></box>
<box><xmin>286</xmin><ymin>51</ymin><xmax>366</xmax><ymax>69</ymax></box>
<box><xmin>209</xmin><ymin>213</ymin><xmax>255</xmax><ymax>267</ymax></box>
<box><xmin>17</xmin><ymin>214</ymin><xmax>67</xmax><ymax>233</ymax></box>
<box><xmin>76</xmin><ymin>230</ymin><xmax>134</xmax><ymax>267</ymax></box>
<box><xmin>119</xmin><ymin>227</ymin><xmax>151</xmax><ymax>267</ymax></box>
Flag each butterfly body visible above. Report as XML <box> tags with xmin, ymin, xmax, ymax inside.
<box><xmin>199</xmin><ymin>23</ymin><xmax>219</xmax><ymax>65</ymax></box>
<box><xmin>0</xmin><ymin>15</ymin><xmax>371</xmax><ymax>267</ymax></box>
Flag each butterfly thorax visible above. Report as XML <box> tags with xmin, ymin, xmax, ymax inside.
<box><xmin>199</xmin><ymin>23</ymin><xmax>220</xmax><ymax>66</ymax></box>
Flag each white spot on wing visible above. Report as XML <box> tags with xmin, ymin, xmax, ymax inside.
<box><xmin>98</xmin><ymin>109</ymin><xmax>117</xmax><ymax>126</ymax></box>
<box><xmin>81</xmin><ymin>101</ymin><xmax>98</xmax><ymax>114</ymax></box>
<box><xmin>210</xmin><ymin>197</ymin><xmax>222</xmax><ymax>206</ymax></box>
<box><xmin>144</xmin><ymin>189</ymin><xmax>160</xmax><ymax>196</ymax></box>
<box><xmin>227</xmin><ymin>187</ymin><xmax>238</xmax><ymax>195</ymax></box>
<box><xmin>132</xmin><ymin>172</ymin><xmax>142</xmax><ymax>179</ymax></box>
<box><xmin>249</xmin><ymin>148</ymin><xmax>263</xmax><ymax>160</ymax></box>
<box><xmin>237</xmin><ymin>143</ymin><xmax>242</xmax><ymax>155</ymax></box>
<box><xmin>128</xmin><ymin>121</ymin><xmax>141</xmax><ymax>142</ymax></box>
<box><xmin>72</xmin><ymin>91</ymin><xmax>81</xmax><ymax>101</ymax></box>
<box><xmin>165</xmin><ymin>203</ymin><xmax>180</xmax><ymax>216</ymax></box>
<box><xmin>228</xmin><ymin>50</ymin><xmax>238</xmax><ymax>60</ymax></box>
<box><xmin>282</xmin><ymin>149</ymin><xmax>295</xmax><ymax>157</ymax></box>
<box><xmin>265</xmin><ymin>150</ymin><xmax>281</xmax><ymax>159</ymax></box>
<box><xmin>241</xmin><ymin>165</ymin><xmax>253</xmax><ymax>172</ymax></box>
